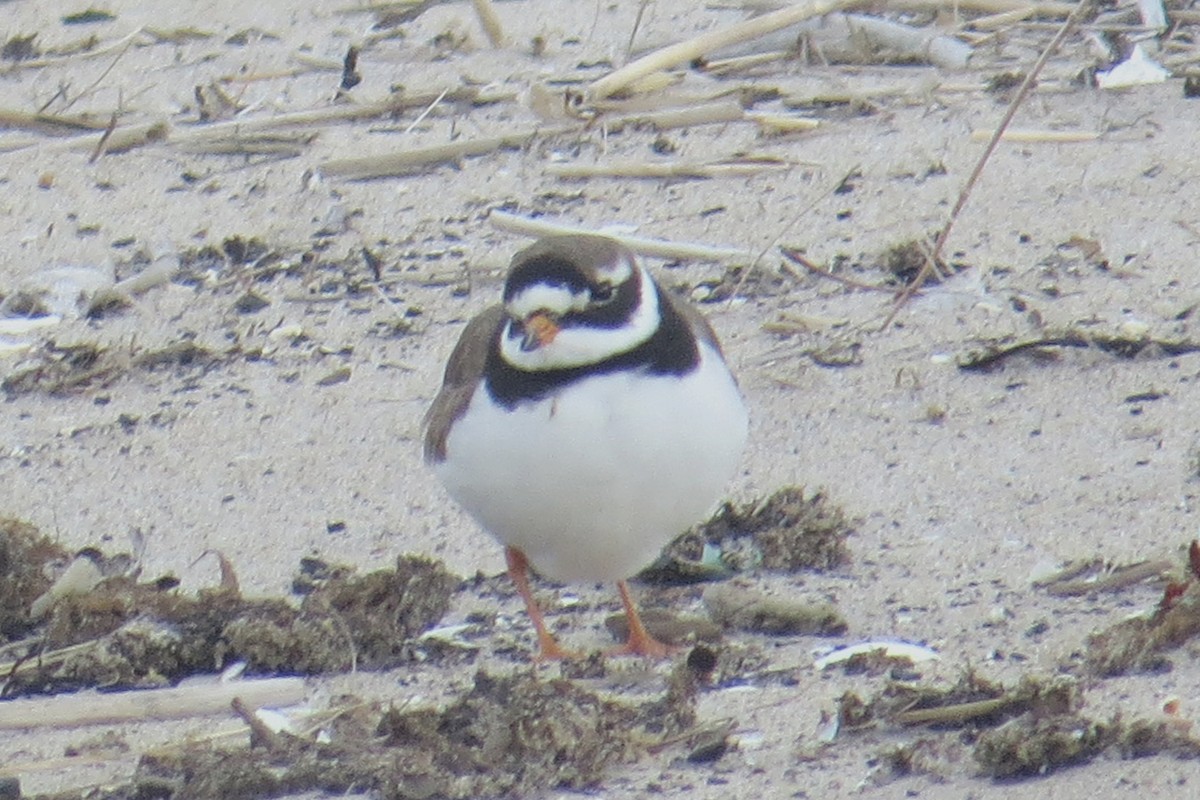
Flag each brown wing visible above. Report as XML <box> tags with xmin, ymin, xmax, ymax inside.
<box><xmin>659</xmin><ymin>287</ymin><xmax>726</xmax><ymax>357</ymax></box>
<box><xmin>422</xmin><ymin>304</ymin><xmax>506</xmax><ymax>464</ymax></box>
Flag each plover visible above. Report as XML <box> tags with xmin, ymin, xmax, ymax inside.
<box><xmin>424</xmin><ymin>234</ymin><xmax>747</xmax><ymax>658</ymax></box>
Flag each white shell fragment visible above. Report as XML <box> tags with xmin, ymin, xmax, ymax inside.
<box><xmin>0</xmin><ymin>251</ymin><xmax>180</xmax><ymax>359</ymax></box>
<box><xmin>418</xmin><ymin>622</ymin><xmax>480</xmax><ymax>649</ymax></box>
<box><xmin>1137</xmin><ymin>0</ymin><xmax>1168</xmax><ymax>30</ymax></box>
<box><xmin>220</xmin><ymin>661</ymin><xmax>249</xmax><ymax>683</ymax></box>
<box><xmin>255</xmin><ymin>708</ymin><xmax>299</xmax><ymax>735</ymax></box>
<box><xmin>1096</xmin><ymin>45</ymin><xmax>1170</xmax><ymax>89</ymax></box>
<box><xmin>0</xmin><ymin>315</ymin><xmax>63</xmax><ymax>336</ymax></box>
<box><xmin>0</xmin><ymin>265</ymin><xmax>114</xmax><ymax>320</ymax></box>
<box><xmin>28</xmin><ymin>553</ymin><xmax>106</xmax><ymax>620</ymax></box>
<box><xmin>812</xmin><ymin>639</ymin><xmax>941</xmax><ymax>670</ymax></box>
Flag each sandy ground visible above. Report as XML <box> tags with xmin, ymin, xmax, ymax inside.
<box><xmin>3</xmin><ymin>0</ymin><xmax>1200</xmax><ymax>797</ymax></box>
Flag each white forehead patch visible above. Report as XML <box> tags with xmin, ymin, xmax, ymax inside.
<box><xmin>506</xmin><ymin>284</ymin><xmax>590</xmax><ymax>321</ymax></box>
<box><xmin>593</xmin><ymin>251</ymin><xmax>634</xmax><ymax>284</ymax></box>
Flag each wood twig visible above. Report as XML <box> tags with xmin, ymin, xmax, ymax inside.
<box><xmin>957</xmin><ymin>332</ymin><xmax>1200</xmax><ymax>370</ymax></box>
<box><xmin>880</xmin><ymin>0</ymin><xmax>1095</xmax><ymax>330</ymax></box>
<box><xmin>1038</xmin><ymin>560</ymin><xmax>1173</xmax><ymax>597</ymax></box>
<box><xmin>780</xmin><ymin>246</ymin><xmax>895</xmax><ymax>293</ymax></box>
<box><xmin>728</xmin><ymin>166</ymin><xmax>855</xmax><ymax>302</ymax></box>
<box><xmin>893</xmin><ymin>694</ymin><xmax>1019</xmax><ymax>726</ymax></box>
<box><xmin>0</xmin><ymin>677</ymin><xmax>305</xmax><ymax>730</ymax></box>
<box><xmin>88</xmin><ymin>113</ymin><xmax>119</xmax><ymax>162</ymax></box>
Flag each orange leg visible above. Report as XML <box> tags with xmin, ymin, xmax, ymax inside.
<box><xmin>607</xmin><ymin>580</ymin><xmax>675</xmax><ymax>659</ymax></box>
<box><xmin>505</xmin><ymin>546</ymin><xmax>579</xmax><ymax>661</ymax></box>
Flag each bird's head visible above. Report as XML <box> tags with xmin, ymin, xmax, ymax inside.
<box><xmin>499</xmin><ymin>235</ymin><xmax>659</xmax><ymax>371</ymax></box>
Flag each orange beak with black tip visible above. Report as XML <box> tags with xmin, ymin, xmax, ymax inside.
<box><xmin>518</xmin><ymin>311</ymin><xmax>560</xmax><ymax>352</ymax></box>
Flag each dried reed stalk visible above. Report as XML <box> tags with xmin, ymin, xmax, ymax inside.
<box><xmin>586</xmin><ymin>0</ymin><xmax>863</xmax><ymax>100</ymax></box>
<box><xmin>320</xmin><ymin>127</ymin><xmax>569</xmax><ymax>179</ymax></box>
<box><xmin>489</xmin><ymin>210</ymin><xmax>753</xmax><ymax>263</ymax></box>
<box><xmin>471</xmin><ymin>0</ymin><xmax>507</xmax><ymax>47</ymax></box>
<box><xmin>547</xmin><ymin>158</ymin><xmax>791</xmax><ymax>180</ymax></box>
<box><xmin>0</xmin><ymin>677</ymin><xmax>305</xmax><ymax>730</ymax></box>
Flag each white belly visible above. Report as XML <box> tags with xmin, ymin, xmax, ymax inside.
<box><xmin>435</xmin><ymin>345</ymin><xmax>748</xmax><ymax>582</ymax></box>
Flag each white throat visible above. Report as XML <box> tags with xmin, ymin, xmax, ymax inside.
<box><xmin>498</xmin><ymin>266</ymin><xmax>661</xmax><ymax>371</ymax></box>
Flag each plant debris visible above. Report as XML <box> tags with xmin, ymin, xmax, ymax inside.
<box><xmin>1033</xmin><ymin>557</ymin><xmax>1172</xmax><ymax>597</ymax></box>
<box><xmin>1</xmin><ymin>521</ymin><xmax>459</xmax><ymax>696</ymax></box>
<box><xmin>0</xmin><ymin>339</ymin><xmax>220</xmax><ymax>397</ymax></box>
<box><xmin>974</xmin><ymin>714</ymin><xmax>1112</xmax><ymax>779</ymax></box>
<box><xmin>1080</xmin><ymin>542</ymin><xmax>1200</xmax><ymax>677</ymax></box>
<box><xmin>974</xmin><ymin>713</ymin><xmax>1200</xmax><ymax>779</ymax></box>
<box><xmin>0</xmin><ymin>34</ymin><xmax>39</xmax><ymax>62</ymax></box>
<box><xmin>62</xmin><ymin>9</ymin><xmax>117</xmax><ymax>25</ymax></box>
<box><xmin>838</xmin><ymin>672</ymin><xmax>1079</xmax><ymax>733</ymax></box>
<box><xmin>958</xmin><ymin>331</ymin><xmax>1200</xmax><ymax>371</ymax></box>
<box><xmin>130</xmin><ymin>666</ymin><xmax>697</xmax><ymax>799</ymax></box>
<box><xmin>702</xmin><ymin>582</ymin><xmax>847</xmax><ymax>636</ymax></box>
<box><xmin>882</xmin><ymin>239</ymin><xmax>939</xmax><ymax>286</ymax></box>
<box><xmin>0</xmin><ymin>518</ymin><xmax>72</xmax><ymax>641</ymax></box>
<box><xmin>664</xmin><ymin>486</ymin><xmax>853</xmax><ymax>575</ymax></box>
<box><xmin>834</xmin><ymin>669</ymin><xmax>1200</xmax><ymax>780</ymax></box>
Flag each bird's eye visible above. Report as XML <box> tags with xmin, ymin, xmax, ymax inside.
<box><xmin>591</xmin><ymin>284</ymin><xmax>616</xmax><ymax>305</ymax></box>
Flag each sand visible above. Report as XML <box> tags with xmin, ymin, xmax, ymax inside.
<box><xmin>3</xmin><ymin>0</ymin><xmax>1200</xmax><ymax>797</ymax></box>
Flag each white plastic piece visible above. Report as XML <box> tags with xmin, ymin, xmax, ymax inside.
<box><xmin>812</xmin><ymin>639</ymin><xmax>940</xmax><ymax>670</ymax></box>
<box><xmin>1096</xmin><ymin>45</ymin><xmax>1170</xmax><ymax>89</ymax></box>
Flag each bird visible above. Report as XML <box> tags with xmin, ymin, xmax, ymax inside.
<box><xmin>423</xmin><ymin>234</ymin><xmax>747</xmax><ymax>659</ymax></box>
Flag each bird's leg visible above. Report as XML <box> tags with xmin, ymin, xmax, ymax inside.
<box><xmin>504</xmin><ymin>546</ymin><xmax>579</xmax><ymax>661</ymax></box>
<box><xmin>607</xmin><ymin>579</ymin><xmax>675</xmax><ymax>659</ymax></box>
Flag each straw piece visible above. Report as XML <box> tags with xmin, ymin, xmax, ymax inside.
<box><xmin>880</xmin><ymin>0</ymin><xmax>1076</xmax><ymax>14</ymax></box>
<box><xmin>748</xmin><ymin>112</ymin><xmax>820</xmax><ymax>134</ymax></box>
<box><xmin>5</xmin><ymin>26</ymin><xmax>148</xmax><ymax>70</ymax></box>
<box><xmin>0</xmin><ymin>109</ymin><xmax>111</xmax><ymax>133</ymax></box>
<box><xmin>0</xmin><ymin>134</ymin><xmax>43</xmax><ymax>153</ymax></box>
<box><xmin>968</xmin><ymin>128</ymin><xmax>1098</xmax><ymax>142</ymax></box>
<box><xmin>488</xmin><ymin>210</ymin><xmax>753</xmax><ymax>263</ymax></box>
<box><xmin>701</xmin><ymin>51</ymin><xmax>793</xmax><ymax>76</ymax></box>
<box><xmin>586</xmin><ymin>0</ymin><xmax>863</xmax><ymax>101</ymax></box>
<box><xmin>893</xmin><ymin>694</ymin><xmax>1019</xmax><ymax>726</ymax></box>
<box><xmin>320</xmin><ymin>127</ymin><xmax>567</xmax><ymax>179</ymax></box>
<box><xmin>602</xmin><ymin>100</ymin><xmax>747</xmax><ymax>131</ymax></box>
<box><xmin>832</xmin><ymin>13</ymin><xmax>973</xmax><ymax>69</ymax></box>
<box><xmin>69</xmin><ymin>121</ymin><xmax>171</xmax><ymax>155</ymax></box>
<box><xmin>584</xmin><ymin>85</ymin><xmax>741</xmax><ymax>116</ymax></box>
<box><xmin>471</xmin><ymin>0</ymin><xmax>507</xmax><ymax>47</ymax></box>
<box><xmin>0</xmin><ymin>677</ymin><xmax>305</xmax><ymax>730</ymax></box>
<box><xmin>175</xmin><ymin>133</ymin><xmax>317</xmax><ymax>156</ymax></box>
<box><xmin>1041</xmin><ymin>560</ymin><xmax>1172</xmax><ymax>597</ymax></box>
<box><xmin>546</xmin><ymin>157</ymin><xmax>791</xmax><ymax>179</ymax></box>
<box><xmin>184</xmin><ymin>88</ymin><xmax>485</xmax><ymax>137</ymax></box>
<box><xmin>707</xmin><ymin>12</ymin><xmax>972</xmax><ymax>69</ymax></box>
<box><xmin>968</xmin><ymin>7</ymin><xmax>1042</xmax><ymax>29</ymax></box>
<box><xmin>0</xmin><ymin>89</ymin><xmax>497</xmax><ymax>157</ymax></box>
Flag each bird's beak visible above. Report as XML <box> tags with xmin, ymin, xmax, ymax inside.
<box><xmin>518</xmin><ymin>311</ymin><xmax>559</xmax><ymax>351</ymax></box>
